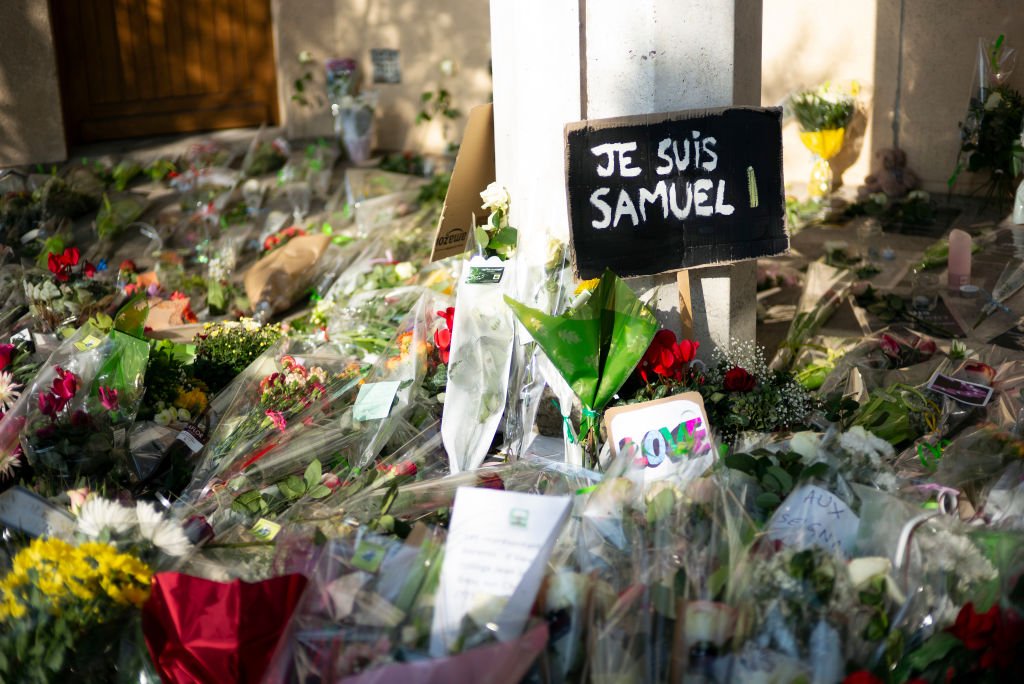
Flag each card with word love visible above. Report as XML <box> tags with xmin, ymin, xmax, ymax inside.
<box><xmin>604</xmin><ymin>391</ymin><xmax>713</xmax><ymax>485</ymax></box>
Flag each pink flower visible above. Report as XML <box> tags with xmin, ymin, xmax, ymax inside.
<box><xmin>66</xmin><ymin>487</ymin><xmax>91</xmax><ymax>515</ymax></box>
<box><xmin>38</xmin><ymin>391</ymin><xmax>58</xmax><ymax>417</ymax></box>
<box><xmin>0</xmin><ymin>344</ymin><xmax>14</xmax><ymax>372</ymax></box>
<box><xmin>320</xmin><ymin>472</ymin><xmax>342</xmax><ymax>491</ymax></box>
<box><xmin>98</xmin><ymin>386</ymin><xmax>119</xmax><ymax>411</ymax></box>
<box><xmin>52</xmin><ymin>367</ymin><xmax>79</xmax><ymax>401</ymax></box>
<box><xmin>265</xmin><ymin>409</ymin><xmax>287</xmax><ymax>432</ymax></box>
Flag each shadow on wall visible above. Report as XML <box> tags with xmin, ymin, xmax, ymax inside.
<box><xmin>831</xmin><ymin>106</ymin><xmax>868</xmax><ymax>190</ymax></box>
<box><xmin>0</xmin><ymin>3</ymin><xmax>66</xmax><ymax>167</ymax></box>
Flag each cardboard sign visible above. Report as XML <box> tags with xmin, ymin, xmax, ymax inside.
<box><xmin>431</xmin><ymin>103</ymin><xmax>495</xmax><ymax>261</ymax></box>
<box><xmin>604</xmin><ymin>392</ymin><xmax>712</xmax><ymax>483</ymax></box>
<box><xmin>565</xmin><ymin>106</ymin><xmax>787</xmax><ymax>279</ymax></box>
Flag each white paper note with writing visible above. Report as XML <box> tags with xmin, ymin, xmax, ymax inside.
<box><xmin>0</xmin><ymin>486</ymin><xmax>75</xmax><ymax>539</ymax></box>
<box><xmin>766</xmin><ymin>484</ymin><xmax>859</xmax><ymax>556</ymax></box>
<box><xmin>429</xmin><ymin>487</ymin><xmax>571</xmax><ymax>656</ymax></box>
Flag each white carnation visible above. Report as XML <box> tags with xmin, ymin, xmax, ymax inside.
<box><xmin>76</xmin><ymin>497</ymin><xmax>137</xmax><ymax>538</ymax></box>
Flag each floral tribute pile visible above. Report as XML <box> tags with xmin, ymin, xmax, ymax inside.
<box><xmin>0</xmin><ymin>130</ymin><xmax>1022</xmax><ymax>684</ymax></box>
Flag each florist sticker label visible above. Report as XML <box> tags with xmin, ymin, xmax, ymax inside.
<box><xmin>353</xmin><ymin>381</ymin><xmax>401</xmax><ymax>422</ymax></box>
<box><xmin>0</xmin><ymin>486</ymin><xmax>75</xmax><ymax>539</ymax></box>
<box><xmin>604</xmin><ymin>392</ymin><xmax>712</xmax><ymax>484</ymax></box>
<box><xmin>564</xmin><ymin>106</ymin><xmax>787</xmax><ymax>279</ymax></box>
<box><xmin>430</xmin><ymin>487</ymin><xmax>571</xmax><ymax>657</ymax></box>
<box><xmin>766</xmin><ymin>485</ymin><xmax>859</xmax><ymax>556</ymax></box>
<box><xmin>926</xmin><ymin>371</ymin><xmax>994</xmax><ymax>407</ymax></box>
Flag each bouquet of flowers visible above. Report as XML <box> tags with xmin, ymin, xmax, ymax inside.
<box><xmin>191</xmin><ymin>319</ymin><xmax>283</xmax><ymax>394</ymax></box>
<box><xmin>788</xmin><ymin>81</ymin><xmax>859</xmax><ymax>198</ymax></box>
<box><xmin>2</xmin><ymin>325</ymin><xmax>149</xmax><ymax>491</ymax></box>
<box><xmin>442</xmin><ymin>183</ymin><xmax>518</xmax><ymax>473</ymax></box>
<box><xmin>23</xmin><ymin>246</ymin><xmax>117</xmax><ymax>333</ymax></box>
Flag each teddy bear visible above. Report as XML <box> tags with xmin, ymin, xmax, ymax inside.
<box><xmin>860</xmin><ymin>147</ymin><xmax>921</xmax><ymax>198</ymax></box>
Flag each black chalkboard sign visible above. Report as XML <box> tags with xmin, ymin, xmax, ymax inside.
<box><xmin>565</xmin><ymin>106</ymin><xmax>787</xmax><ymax>279</ymax></box>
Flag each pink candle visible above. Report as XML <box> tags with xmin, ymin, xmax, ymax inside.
<box><xmin>948</xmin><ymin>229</ymin><xmax>972</xmax><ymax>288</ymax></box>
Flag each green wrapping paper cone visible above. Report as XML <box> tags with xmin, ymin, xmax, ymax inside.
<box><xmin>504</xmin><ymin>269</ymin><xmax>658</xmax><ymax>465</ymax></box>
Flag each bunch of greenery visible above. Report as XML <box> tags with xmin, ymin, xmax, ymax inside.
<box><xmin>788</xmin><ymin>83</ymin><xmax>856</xmax><ymax>132</ymax></box>
<box><xmin>191</xmin><ymin>320</ymin><xmax>283</xmax><ymax>394</ymax></box>
<box><xmin>949</xmin><ymin>84</ymin><xmax>1024</xmax><ymax>202</ymax></box>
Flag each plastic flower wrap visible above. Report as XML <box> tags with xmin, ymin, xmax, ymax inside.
<box><xmin>505</xmin><ymin>268</ymin><xmax>659</xmax><ymax>468</ymax></box>
<box><xmin>442</xmin><ymin>184</ymin><xmax>518</xmax><ymax>473</ymax></box>
<box><xmin>770</xmin><ymin>261</ymin><xmax>855</xmax><ymax>373</ymax></box>
<box><xmin>23</xmin><ymin>245</ymin><xmax>117</xmax><ymax>333</ymax></box>
<box><xmin>262</xmin><ymin>529</ymin><xmax>550</xmax><ymax>684</ymax></box>
<box><xmin>0</xmin><ymin>324</ymin><xmax>148</xmax><ymax>491</ymax></box>
<box><xmin>182</xmin><ymin>339</ymin><xmax>368</xmax><ymax>512</ymax></box>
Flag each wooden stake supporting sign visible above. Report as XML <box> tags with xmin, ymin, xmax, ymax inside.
<box><xmin>564</xmin><ymin>106</ymin><xmax>788</xmax><ymax>280</ymax></box>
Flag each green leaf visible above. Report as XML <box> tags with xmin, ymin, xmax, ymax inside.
<box><xmin>801</xmin><ymin>462</ymin><xmax>831</xmax><ymax>480</ymax></box>
<box><xmin>906</xmin><ymin>631</ymin><xmax>961</xmax><ymax>671</ymax></box>
<box><xmin>756</xmin><ymin>492</ymin><xmax>782</xmax><ymax>509</ymax></box>
<box><xmin>474</xmin><ymin>225</ymin><xmax>490</xmax><ymax>249</ymax></box>
<box><xmin>279</xmin><ymin>475</ymin><xmax>307</xmax><ymax>500</ymax></box>
<box><xmin>765</xmin><ymin>465</ymin><xmax>794</xmax><ymax>493</ymax></box>
<box><xmin>723</xmin><ymin>452</ymin><xmax>759</xmax><ymax>475</ymax></box>
<box><xmin>304</xmin><ymin>460</ymin><xmax>322</xmax><ymax>488</ymax></box>
<box><xmin>307</xmin><ymin>484</ymin><xmax>332</xmax><ymax>499</ymax></box>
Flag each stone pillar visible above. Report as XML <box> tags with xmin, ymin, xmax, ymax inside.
<box><xmin>490</xmin><ymin>0</ymin><xmax>762</xmax><ymax>355</ymax></box>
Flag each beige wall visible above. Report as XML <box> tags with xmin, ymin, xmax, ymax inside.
<box><xmin>272</xmin><ymin>0</ymin><xmax>493</xmax><ymax>154</ymax></box>
<box><xmin>0</xmin><ymin>0</ymin><xmax>66</xmax><ymax>167</ymax></box>
<box><xmin>764</xmin><ymin>0</ymin><xmax>1024</xmax><ymax>195</ymax></box>
<box><xmin>762</xmin><ymin>1</ymin><xmax>877</xmax><ymax>194</ymax></box>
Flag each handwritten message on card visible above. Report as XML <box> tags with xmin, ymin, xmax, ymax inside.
<box><xmin>429</xmin><ymin>487</ymin><xmax>571</xmax><ymax>656</ymax></box>
<box><xmin>766</xmin><ymin>484</ymin><xmax>860</xmax><ymax>556</ymax></box>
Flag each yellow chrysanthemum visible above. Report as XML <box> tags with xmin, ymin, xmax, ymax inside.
<box><xmin>575</xmin><ymin>278</ymin><xmax>600</xmax><ymax>295</ymax></box>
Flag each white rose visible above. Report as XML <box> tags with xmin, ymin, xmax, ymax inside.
<box><xmin>788</xmin><ymin>431</ymin><xmax>821</xmax><ymax>461</ymax></box>
<box><xmin>480</xmin><ymin>182</ymin><xmax>510</xmax><ymax>213</ymax></box>
<box><xmin>394</xmin><ymin>262</ymin><xmax>416</xmax><ymax>280</ymax></box>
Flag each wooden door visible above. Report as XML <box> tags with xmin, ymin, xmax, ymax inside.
<box><xmin>51</xmin><ymin>0</ymin><xmax>279</xmax><ymax>144</ymax></box>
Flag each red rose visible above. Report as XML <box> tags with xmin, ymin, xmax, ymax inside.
<box><xmin>723</xmin><ymin>366</ymin><xmax>756</xmax><ymax>392</ymax></box>
<box><xmin>842</xmin><ymin>672</ymin><xmax>883</xmax><ymax>684</ymax></box>
<box><xmin>0</xmin><ymin>344</ymin><xmax>14</xmax><ymax>371</ymax></box>
<box><xmin>83</xmin><ymin>261</ymin><xmax>96</xmax><ymax>278</ymax></box>
<box><xmin>981</xmin><ymin>608</ymin><xmax>1024</xmax><ymax>670</ymax></box>
<box><xmin>638</xmin><ymin>330</ymin><xmax>699</xmax><ymax>383</ymax></box>
<box><xmin>119</xmin><ymin>259</ymin><xmax>137</xmax><ymax>273</ymax></box>
<box><xmin>948</xmin><ymin>602</ymin><xmax>999</xmax><ymax>651</ymax></box>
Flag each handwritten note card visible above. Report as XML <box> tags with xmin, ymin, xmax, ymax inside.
<box><xmin>429</xmin><ymin>487</ymin><xmax>571</xmax><ymax>656</ymax></box>
<box><xmin>766</xmin><ymin>484</ymin><xmax>859</xmax><ymax>556</ymax></box>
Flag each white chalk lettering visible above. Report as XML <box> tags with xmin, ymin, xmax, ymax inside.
<box><xmin>612</xmin><ymin>189</ymin><xmax>639</xmax><ymax>227</ymax></box>
<box><xmin>655</xmin><ymin>138</ymin><xmax>674</xmax><ymax>175</ymax></box>
<box><xmin>668</xmin><ymin>181</ymin><xmax>693</xmax><ymax>219</ymax></box>
<box><xmin>693</xmin><ymin>178</ymin><xmax>714</xmax><ymax>216</ymax></box>
<box><xmin>590</xmin><ymin>188</ymin><xmax>612</xmax><ymax>229</ymax></box>
<box><xmin>591</xmin><ymin>142</ymin><xmax>640</xmax><ymax>177</ymax></box>
<box><xmin>638</xmin><ymin>181</ymin><xmax>669</xmax><ymax>222</ymax></box>
<box><xmin>701</xmin><ymin>137</ymin><xmax>718</xmax><ymax>171</ymax></box>
<box><xmin>714</xmin><ymin>179</ymin><xmax>734</xmax><ymax>215</ymax></box>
